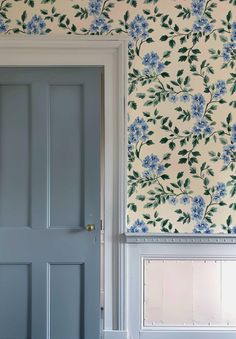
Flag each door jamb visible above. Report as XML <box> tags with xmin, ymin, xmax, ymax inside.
<box><xmin>0</xmin><ymin>36</ymin><xmax>128</xmax><ymax>335</ymax></box>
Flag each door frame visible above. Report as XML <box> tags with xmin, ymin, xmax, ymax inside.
<box><xmin>0</xmin><ymin>36</ymin><xmax>128</xmax><ymax>338</ymax></box>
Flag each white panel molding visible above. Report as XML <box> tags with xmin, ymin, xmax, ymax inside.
<box><xmin>124</xmin><ymin>233</ymin><xmax>236</xmax><ymax>244</ymax></box>
<box><xmin>128</xmin><ymin>244</ymin><xmax>236</xmax><ymax>339</ymax></box>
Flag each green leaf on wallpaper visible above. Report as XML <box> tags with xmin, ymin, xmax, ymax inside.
<box><xmin>146</xmin><ymin>140</ymin><xmax>154</xmax><ymax>145</ymax></box>
<box><xmin>26</xmin><ymin>0</ymin><xmax>34</xmax><ymax>7</ymax></box>
<box><xmin>41</xmin><ymin>9</ymin><xmax>48</xmax><ymax>15</ymax></box>
<box><xmin>117</xmin><ymin>0</ymin><xmax>137</xmax><ymax>7</ymax></box>
<box><xmin>229</xmin><ymin>203</ymin><xmax>236</xmax><ymax>210</ymax></box>
<box><xmin>14</xmin><ymin>0</ymin><xmax>35</xmax><ymax>7</ymax></box>
<box><xmin>169</xmin><ymin>142</ymin><xmax>176</xmax><ymax>150</ymax></box>
<box><xmin>178</xmin><ymin>55</ymin><xmax>187</xmax><ymax>62</ymax></box>
<box><xmin>160</xmin><ymin>72</ymin><xmax>169</xmax><ymax>78</ymax></box>
<box><xmin>177</xmin><ymin>69</ymin><xmax>184</xmax><ymax>77</ymax></box>
<box><xmin>163</xmin><ymin>50</ymin><xmax>171</xmax><ymax>58</ymax></box>
<box><xmin>136</xmin><ymin>93</ymin><xmax>145</xmax><ymax>99</ymax></box>
<box><xmin>169</xmin><ymin>39</ymin><xmax>176</xmax><ymax>48</ymax></box>
<box><xmin>146</xmin><ymin>37</ymin><xmax>154</xmax><ymax>43</ymax></box>
<box><xmin>21</xmin><ymin>10</ymin><xmax>27</xmax><ymax>22</ymax></box>
<box><xmin>128</xmin><ymin>101</ymin><xmax>137</xmax><ymax>110</ymax></box>
<box><xmin>128</xmin><ymin>185</ymin><xmax>136</xmax><ymax>197</ymax></box>
<box><xmin>226</xmin><ymin>215</ymin><xmax>232</xmax><ymax>226</ymax></box>
<box><xmin>160</xmin><ymin>137</ymin><xmax>168</xmax><ymax>144</ymax></box>
<box><xmin>73</xmin><ymin>5</ymin><xmax>88</xmax><ymax>20</ymax></box>
<box><xmin>59</xmin><ymin>14</ymin><xmax>66</xmax><ymax>23</ymax></box>
<box><xmin>177</xmin><ymin>172</ymin><xmax>184</xmax><ymax>179</ymax></box>
<box><xmin>136</xmin><ymin>195</ymin><xmax>145</xmax><ymax>201</ymax></box>
<box><xmin>160</xmin><ymin>35</ymin><xmax>168</xmax><ymax>41</ymax></box>
<box><xmin>128</xmin><ymin>203</ymin><xmax>137</xmax><ymax>212</ymax></box>
<box><xmin>41</xmin><ymin>0</ymin><xmax>56</xmax><ymax>3</ymax></box>
<box><xmin>124</xmin><ymin>10</ymin><xmax>129</xmax><ymax>22</ymax></box>
<box><xmin>71</xmin><ymin>24</ymin><xmax>77</xmax><ymax>32</ymax></box>
<box><xmin>143</xmin><ymin>214</ymin><xmax>151</xmax><ymax>220</ymax></box>
<box><xmin>179</xmin><ymin>158</ymin><xmax>187</xmax><ymax>164</ymax></box>
<box><xmin>144</xmin><ymin>0</ymin><xmax>159</xmax><ymax>3</ymax></box>
<box><xmin>179</xmin><ymin>47</ymin><xmax>188</xmax><ymax>54</ymax></box>
<box><xmin>226</xmin><ymin>10</ymin><xmax>232</xmax><ymax>22</ymax></box>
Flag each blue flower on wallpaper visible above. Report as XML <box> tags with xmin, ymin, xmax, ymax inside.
<box><xmin>232</xmin><ymin>226</ymin><xmax>236</xmax><ymax>234</ymax></box>
<box><xmin>180</xmin><ymin>93</ymin><xmax>190</xmax><ymax>102</ymax></box>
<box><xmin>222</xmin><ymin>42</ymin><xmax>236</xmax><ymax>61</ymax></box>
<box><xmin>180</xmin><ymin>195</ymin><xmax>191</xmax><ymax>205</ymax></box>
<box><xmin>142</xmin><ymin>52</ymin><xmax>165</xmax><ymax>75</ymax></box>
<box><xmin>90</xmin><ymin>17</ymin><xmax>110</xmax><ymax>34</ymax></box>
<box><xmin>193</xmin><ymin>195</ymin><xmax>206</xmax><ymax>208</ymax></box>
<box><xmin>142</xmin><ymin>154</ymin><xmax>165</xmax><ymax>176</ymax></box>
<box><xmin>193</xmin><ymin>221</ymin><xmax>212</xmax><ymax>234</ymax></box>
<box><xmin>143</xmin><ymin>52</ymin><xmax>158</xmax><ymax>68</ymax></box>
<box><xmin>231</xmin><ymin>22</ymin><xmax>236</xmax><ymax>41</ymax></box>
<box><xmin>143</xmin><ymin>154</ymin><xmax>159</xmax><ymax>170</ymax></box>
<box><xmin>213</xmin><ymin>182</ymin><xmax>227</xmax><ymax>201</ymax></box>
<box><xmin>88</xmin><ymin>0</ymin><xmax>103</xmax><ymax>16</ymax></box>
<box><xmin>231</xmin><ymin>124</ymin><xmax>236</xmax><ymax>143</ymax></box>
<box><xmin>191</xmin><ymin>94</ymin><xmax>205</xmax><ymax>119</ymax></box>
<box><xmin>128</xmin><ymin>219</ymin><xmax>149</xmax><ymax>233</ymax></box>
<box><xmin>128</xmin><ymin>117</ymin><xmax>149</xmax><ymax>152</ymax></box>
<box><xmin>128</xmin><ymin>41</ymin><xmax>134</xmax><ymax>49</ymax></box>
<box><xmin>26</xmin><ymin>15</ymin><xmax>46</xmax><ymax>35</ymax></box>
<box><xmin>168</xmin><ymin>93</ymin><xmax>178</xmax><ymax>103</ymax></box>
<box><xmin>0</xmin><ymin>16</ymin><xmax>7</xmax><ymax>33</ymax></box>
<box><xmin>222</xmin><ymin>144</ymin><xmax>236</xmax><ymax>164</ymax></box>
<box><xmin>168</xmin><ymin>196</ymin><xmax>178</xmax><ymax>205</ymax></box>
<box><xmin>213</xmin><ymin>80</ymin><xmax>227</xmax><ymax>99</ymax></box>
<box><xmin>191</xmin><ymin>195</ymin><xmax>205</xmax><ymax>221</ymax></box>
<box><xmin>192</xmin><ymin>118</ymin><xmax>213</xmax><ymax>136</ymax></box>
<box><xmin>129</xmin><ymin>15</ymin><xmax>149</xmax><ymax>40</ymax></box>
<box><xmin>193</xmin><ymin>16</ymin><xmax>213</xmax><ymax>34</ymax></box>
<box><xmin>191</xmin><ymin>0</ymin><xmax>205</xmax><ymax>16</ymax></box>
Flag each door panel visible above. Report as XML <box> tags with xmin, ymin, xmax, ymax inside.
<box><xmin>50</xmin><ymin>85</ymin><xmax>83</xmax><ymax>228</ymax></box>
<box><xmin>0</xmin><ymin>264</ymin><xmax>31</xmax><ymax>339</ymax></box>
<box><xmin>50</xmin><ymin>264</ymin><xmax>84</xmax><ymax>339</ymax></box>
<box><xmin>0</xmin><ymin>85</ymin><xmax>30</xmax><ymax>227</ymax></box>
<box><xmin>0</xmin><ymin>67</ymin><xmax>101</xmax><ymax>339</ymax></box>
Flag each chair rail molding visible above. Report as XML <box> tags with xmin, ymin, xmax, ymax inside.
<box><xmin>124</xmin><ymin>233</ymin><xmax>236</xmax><ymax>244</ymax></box>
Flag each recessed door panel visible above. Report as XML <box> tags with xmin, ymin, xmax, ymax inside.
<box><xmin>50</xmin><ymin>264</ymin><xmax>84</xmax><ymax>339</ymax></box>
<box><xmin>50</xmin><ymin>85</ymin><xmax>83</xmax><ymax>228</ymax></box>
<box><xmin>0</xmin><ymin>264</ymin><xmax>31</xmax><ymax>339</ymax></box>
<box><xmin>0</xmin><ymin>85</ymin><xmax>30</xmax><ymax>227</ymax></box>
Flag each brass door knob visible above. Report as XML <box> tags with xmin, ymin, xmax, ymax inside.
<box><xmin>86</xmin><ymin>224</ymin><xmax>95</xmax><ymax>232</ymax></box>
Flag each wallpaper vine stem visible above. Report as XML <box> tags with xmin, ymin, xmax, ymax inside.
<box><xmin>0</xmin><ymin>0</ymin><xmax>235</xmax><ymax>234</ymax></box>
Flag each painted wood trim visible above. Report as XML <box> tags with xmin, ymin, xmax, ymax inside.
<box><xmin>124</xmin><ymin>233</ymin><xmax>236</xmax><ymax>244</ymax></box>
<box><xmin>139</xmin><ymin>330</ymin><xmax>236</xmax><ymax>339</ymax></box>
<box><xmin>103</xmin><ymin>330</ymin><xmax>128</xmax><ymax>339</ymax></box>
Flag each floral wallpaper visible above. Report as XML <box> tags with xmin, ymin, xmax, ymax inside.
<box><xmin>0</xmin><ymin>0</ymin><xmax>235</xmax><ymax>234</ymax></box>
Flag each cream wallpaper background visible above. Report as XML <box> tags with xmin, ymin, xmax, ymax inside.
<box><xmin>0</xmin><ymin>0</ymin><xmax>235</xmax><ymax>234</ymax></box>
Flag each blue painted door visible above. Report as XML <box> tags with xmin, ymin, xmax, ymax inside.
<box><xmin>0</xmin><ymin>67</ymin><xmax>101</xmax><ymax>339</ymax></box>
